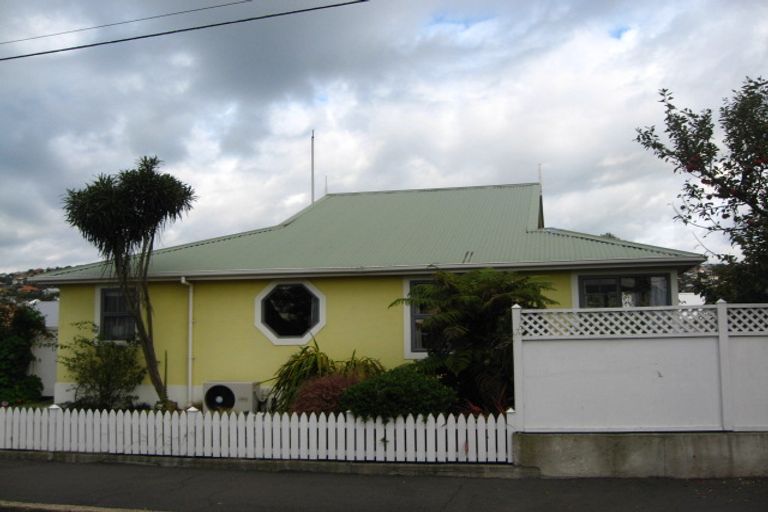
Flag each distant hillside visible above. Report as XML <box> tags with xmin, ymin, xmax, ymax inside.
<box><xmin>0</xmin><ymin>267</ymin><xmax>71</xmax><ymax>301</ymax></box>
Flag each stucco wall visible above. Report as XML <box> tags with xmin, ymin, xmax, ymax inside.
<box><xmin>191</xmin><ymin>277</ymin><xmax>406</xmax><ymax>385</ymax></box>
<box><xmin>533</xmin><ymin>271</ymin><xmax>571</xmax><ymax>308</ymax></box>
<box><xmin>54</xmin><ymin>271</ymin><xmax>572</xmax><ymax>404</ymax></box>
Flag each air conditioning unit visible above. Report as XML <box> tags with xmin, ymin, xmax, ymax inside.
<box><xmin>203</xmin><ymin>381</ymin><xmax>260</xmax><ymax>413</ymax></box>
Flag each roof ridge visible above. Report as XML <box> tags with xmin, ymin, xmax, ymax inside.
<box><xmin>539</xmin><ymin>228</ymin><xmax>701</xmax><ymax>257</ymax></box>
<box><xmin>38</xmin><ymin>196</ymin><xmax>333</xmax><ymax>276</ymax></box>
<box><xmin>326</xmin><ymin>183</ymin><xmax>540</xmax><ymax>197</ymax></box>
<box><xmin>154</xmin><ymin>225</ymin><xmax>280</xmax><ymax>256</ymax></box>
<box><xmin>148</xmin><ymin>194</ymin><xmax>335</xmax><ymax>257</ymax></box>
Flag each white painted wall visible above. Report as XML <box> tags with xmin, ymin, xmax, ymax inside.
<box><xmin>54</xmin><ymin>383</ymin><xmax>193</xmax><ymax>407</ymax></box>
<box><xmin>521</xmin><ymin>337</ymin><xmax>723</xmax><ymax>431</ymax></box>
<box><xmin>30</xmin><ymin>300</ymin><xmax>59</xmax><ymax>397</ymax></box>
<box><xmin>513</xmin><ymin>304</ymin><xmax>768</xmax><ymax>433</ymax></box>
<box><xmin>730</xmin><ymin>335</ymin><xmax>768</xmax><ymax>429</ymax></box>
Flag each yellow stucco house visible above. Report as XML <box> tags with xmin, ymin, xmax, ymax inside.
<box><xmin>35</xmin><ymin>184</ymin><xmax>704</xmax><ymax>406</ymax></box>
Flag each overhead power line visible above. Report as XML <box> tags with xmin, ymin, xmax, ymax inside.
<box><xmin>0</xmin><ymin>0</ymin><xmax>254</xmax><ymax>46</ymax></box>
<box><xmin>0</xmin><ymin>0</ymin><xmax>369</xmax><ymax>62</ymax></box>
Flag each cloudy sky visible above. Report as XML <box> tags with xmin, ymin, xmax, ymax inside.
<box><xmin>0</xmin><ymin>0</ymin><xmax>766</xmax><ymax>273</ymax></box>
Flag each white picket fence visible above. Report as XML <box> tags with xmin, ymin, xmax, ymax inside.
<box><xmin>0</xmin><ymin>408</ymin><xmax>513</xmax><ymax>464</ymax></box>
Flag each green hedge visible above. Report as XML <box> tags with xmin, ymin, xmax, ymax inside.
<box><xmin>0</xmin><ymin>302</ymin><xmax>47</xmax><ymax>404</ymax></box>
<box><xmin>340</xmin><ymin>365</ymin><xmax>457</xmax><ymax>419</ymax></box>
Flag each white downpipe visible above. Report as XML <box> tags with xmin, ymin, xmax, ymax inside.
<box><xmin>180</xmin><ymin>277</ymin><xmax>194</xmax><ymax>406</ymax></box>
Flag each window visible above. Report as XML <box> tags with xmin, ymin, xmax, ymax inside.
<box><xmin>579</xmin><ymin>274</ymin><xmax>670</xmax><ymax>308</ymax></box>
<box><xmin>262</xmin><ymin>284</ymin><xmax>319</xmax><ymax>337</ymax></box>
<box><xmin>100</xmin><ymin>288</ymin><xmax>135</xmax><ymax>340</ymax></box>
<box><xmin>408</xmin><ymin>280</ymin><xmax>433</xmax><ymax>354</ymax></box>
<box><xmin>255</xmin><ymin>281</ymin><xmax>326</xmax><ymax>345</ymax></box>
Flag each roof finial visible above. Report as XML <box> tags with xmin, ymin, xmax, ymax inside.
<box><xmin>311</xmin><ymin>130</ymin><xmax>315</xmax><ymax>204</ymax></box>
<box><xmin>538</xmin><ymin>163</ymin><xmax>543</xmax><ymax>191</ymax></box>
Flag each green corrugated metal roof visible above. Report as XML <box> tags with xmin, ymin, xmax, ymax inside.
<box><xmin>36</xmin><ymin>183</ymin><xmax>705</xmax><ymax>283</ymax></box>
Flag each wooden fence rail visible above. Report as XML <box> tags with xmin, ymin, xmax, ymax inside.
<box><xmin>0</xmin><ymin>408</ymin><xmax>513</xmax><ymax>464</ymax></box>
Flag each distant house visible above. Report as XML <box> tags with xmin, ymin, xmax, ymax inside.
<box><xmin>18</xmin><ymin>284</ymin><xmax>40</xmax><ymax>295</ymax></box>
<box><xmin>679</xmin><ymin>292</ymin><xmax>705</xmax><ymax>305</ymax></box>
<box><xmin>34</xmin><ymin>183</ymin><xmax>704</xmax><ymax>405</ymax></box>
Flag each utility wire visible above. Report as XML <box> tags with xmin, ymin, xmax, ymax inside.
<box><xmin>0</xmin><ymin>0</ymin><xmax>368</xmax><ymax>62</ymax></box>
<box><xmin>0</xmin><ymin>0</ymin><xmax>254</xmax><ymax>46</ymax></box>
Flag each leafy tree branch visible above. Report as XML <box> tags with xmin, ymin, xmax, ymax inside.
<box><xmin>637</xmin><ymin>77</ymin><xmax>768</xmax><ymax>302</ymax></box>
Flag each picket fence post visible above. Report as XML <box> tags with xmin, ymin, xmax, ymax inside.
<box><xmin>374</xmin><ymin>416</ymin><xmax>385</xmax><ymax>462</ymax></box>
<box><xmin>511</xmin><ymin>304</ymin><xmax>525</xmax><ymax>432</ymax></box>
<box><xmin>384</xmin><ymin>418</ymin><xmax>395</xmax><ymax>461</ymax></box>
<box><xmin>716</xmin><ymin>299</ymin><xmax>734</xmax><ymax>431</ymax></box>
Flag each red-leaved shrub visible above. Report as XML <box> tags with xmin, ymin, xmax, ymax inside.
<box><xmin>289</xmin><ymin>374</ymin><xmax>360</xmax><ymax>414</ymax></box>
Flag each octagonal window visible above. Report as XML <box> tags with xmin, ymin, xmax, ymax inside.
<box><xmin>255</xmin><ymin>281</ymin><xmax>326</xmax><ymax>345</ymax></box>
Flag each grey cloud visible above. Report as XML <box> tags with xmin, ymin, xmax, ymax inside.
<box><xmin>0</xmin><ymin>0</ymin><xmax>766</xmax><ymax>272</ymax></box>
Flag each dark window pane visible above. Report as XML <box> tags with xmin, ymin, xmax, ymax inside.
<box><xmin>262</xmin><ymin>284</ymin><xmax>319</xmax><ymax>337</ymax></box>
<box><xmin>102</xmin><ymin>291</ymin><xmax>127</xmax><ymax>313</ymax></box>
<box><xmin>103</xmin><ymin>315</ymin><xmax>135</xmax><ymax>340</ymax></box>
<box><xmin>413</xmin><ymin>317</ymin><xmax>430</xmax><ymax>352</ymax></box>
<box><xmin>409</xmin><ymin>280</ymin><xmax>436</xmax><ymax>352</ymax></box>
<box><xmin>583</xmin><ymin>278</ymin><xmax>619</xmax><ymax>307</ymax></box>
<box><xmin>581</xmin><ymin>275</ymin><xmax>670</xmax><ymax>308</ymax></box>
<box><xmin>100</xmin><ymin>288</ymin><xmax>135</xmax><ymax>340</ymax></box>
<box><xmin>650</xmin><ymin>276</ymin><xmax>669</xmax><ymax>305</ymax></box>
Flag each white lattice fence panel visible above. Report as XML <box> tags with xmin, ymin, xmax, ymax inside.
<box><xmin>521</xmin><ymin>307</ymin><xmax>718</xmax><ymax>338</ymax></box>
<box><xmin>728</xmin><ymin>306</ymin><xmax>768</xmax><ymax>334</ymax></box>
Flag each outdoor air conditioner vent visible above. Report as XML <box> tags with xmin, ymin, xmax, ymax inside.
<box><xmin>203</xmin><ymin>381</ymin><xmax>259</xmax><ymax>413</ymax></box>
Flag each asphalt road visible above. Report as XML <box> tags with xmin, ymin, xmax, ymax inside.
<box><xmin>0</xmin><ymin>459</ymin><xmax>766</xmax><ymax>512</ymax></box>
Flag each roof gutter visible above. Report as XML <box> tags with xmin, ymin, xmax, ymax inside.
<box><xmin>35</xmin><ymin>256</ymin><xmax>707</xmax><ymax>284</ymax></box>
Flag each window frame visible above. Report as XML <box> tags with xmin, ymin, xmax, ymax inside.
<box><xmin>402</xmin><ymin>279</ymin><xmax>430</xmax><ymax>360</ymax></box>
<box><xmin>97</xmin><ymin>287</ymin><xmax>137</xmax><ymax>341</ymax></box>
<box><xmin>577</xmin><ymin>273</ymin><xmax>673</xmax><ymax>308</ymax></box>
<box><xmin>254</xmin><ymin>281</ymin><xmax>326</xmax><ymax>346</ymax></box>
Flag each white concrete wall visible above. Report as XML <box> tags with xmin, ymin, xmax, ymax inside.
<box><xmin>30</xmin><ymin>339</ymin><xmax>57</xmax><ymax>397</ymax></box>
<box><xmin>730</xmin><ymin>335</ymin><xmax>768</xmax><ymax>429</ymax></box>
<box><xmin>30</xmin><ymin>301</ymin><xmax>59</xmax><ymax>397</ymax></box>
<box><xmin>54</xmin><ymin>383</ymin><xmax>193</xmax><ymax>407</ymax></box>
<box><xmin>521</xmin><ymin>337</ymin><xmax>723</xmax><ymax>431</ymax></box>
<box><xmin>514</xmin><ymin>304</ymin><xmax>768</xmax><ymax>433</ymax></box>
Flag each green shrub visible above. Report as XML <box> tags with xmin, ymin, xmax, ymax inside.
<box><xmin>59</xmin><ymin>324</ymin><xmax>146</xmax><ymax>410</ymax></box>
<box><xmin>392</xmin><ymin>268</ymin><xmax>554</xmax><ymax>413</ymax></box>
<box><xmin>269</xmin><ymin>341</ymin><xmax>385</xmax><ymax>412</ymax></box>
<box><xmin>0</xmin><ymin>375</ymin><xmax>43</xmax><ymax>405</ymax></box>
<box><xmin>289</xmin><ymin>374</ymin><xmax>360</xmax><ymax>415</ymax></box>
<box><xmin>340</xmin><ymin>365</ymin><xmax>457</xmax><ymax>419</ymax></box>
<box><xmin>0</xmin><ymin>301</ymin><xmax>48</xmax><ymax>404</ymax></box>
<box><xmin>340</xmin><ymin>351</ymin><xmax>385</xmax><ymax>380</ymax></box>
<box><xmin>270</xmin><ymin>341</ymin><xmax>337</xmax><ymax>411</ymax></box>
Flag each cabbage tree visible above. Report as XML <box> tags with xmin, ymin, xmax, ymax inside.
<box><xmin>64</xmin><ymin>156</ymin><xmax>195</xmax><ymax>407</ymax></box>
